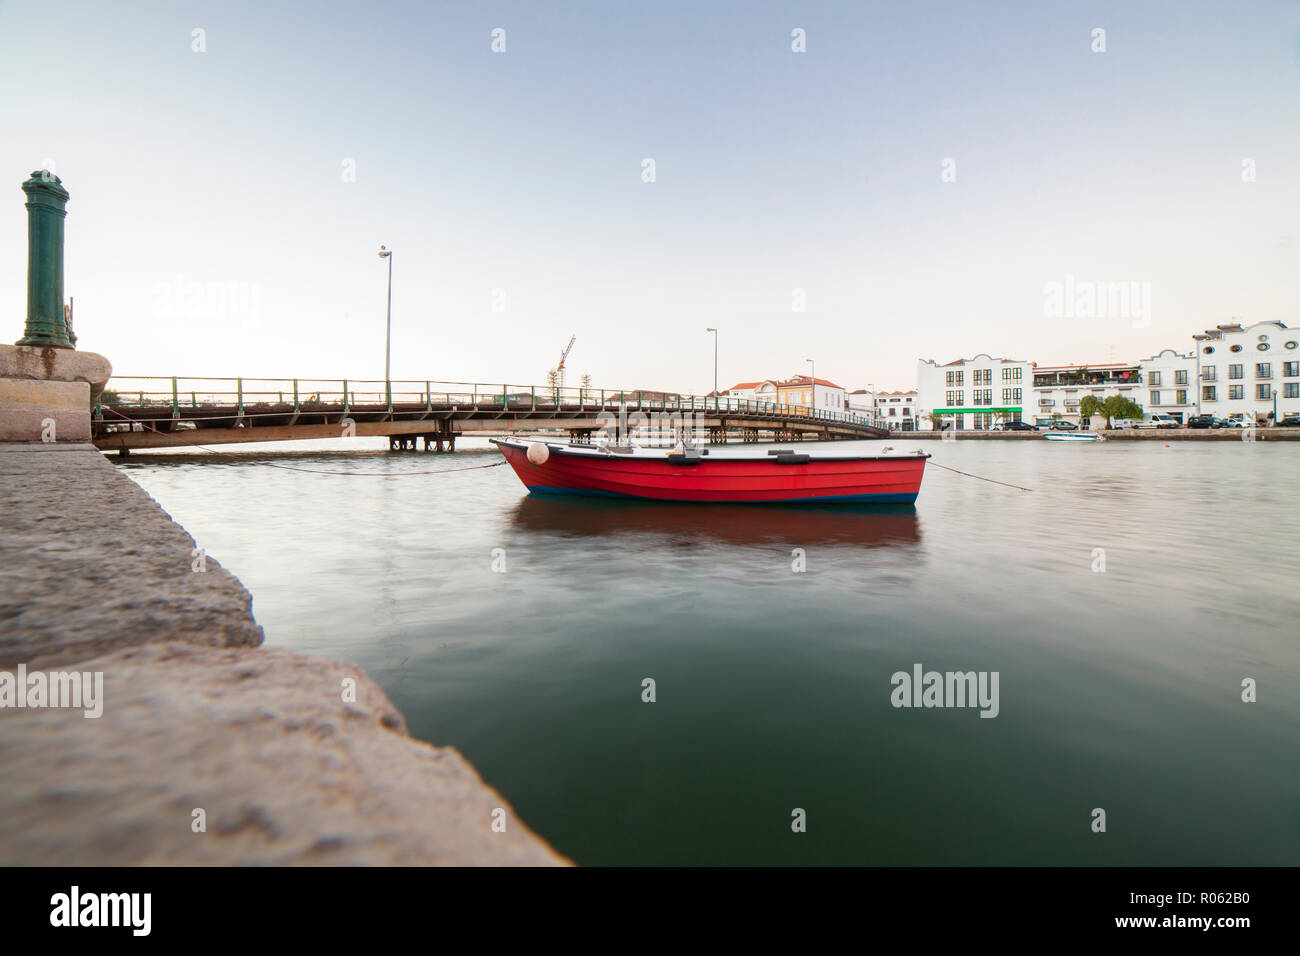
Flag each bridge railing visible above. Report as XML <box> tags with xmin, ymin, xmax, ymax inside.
<box><xmin>96</xmin><ymin>377</ymin><xmax>879</xmax><ymax>428</ymax></box>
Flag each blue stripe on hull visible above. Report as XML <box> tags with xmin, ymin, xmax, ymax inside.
<box><xmin>524</xmin><ymin>485</ymin><xmax>917</xmax><ymax>505</ymax></box>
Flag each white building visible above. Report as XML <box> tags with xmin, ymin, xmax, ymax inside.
<box><xmin>1137</xmin><ymin>349</ymin><xmax>1197</xmax><ymax>421</ymax></box>
<box><xmin>916</xmin><ymin>355</ymin><xmax>1033</xmax><ymax>430</ymax></box>
<box><xmin>1031</xmin><ymin>362</ymin><xmax>1144</xmax><ymax>427</ymax></box>
<box><xmin>849</xmin><ymin>389</ymin><xmax>916</xmax><ymax>430</ymax></box>
<box><xmin>1192</xmin><ymin>320</ymin><xmax>1300</xmax><ymax>423</ymax></box>
<box><xmin>720</xmin><ymin>381</ymin><xmax>764</xmax><ymax>402</ymax></box>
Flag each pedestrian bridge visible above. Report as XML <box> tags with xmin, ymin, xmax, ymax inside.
<box><xmin>92</xmin><ymin>377</ymin><xmax>888</xmax><ymax>453</ymax></box>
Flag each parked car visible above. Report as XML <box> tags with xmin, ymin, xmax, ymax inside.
<box><xmin>1109</xmin><ymin>418</ymin><xmax>1138</xmax><ymax>429</ymax></box>
<box><xmin>1278</xmin><ymin>415</ymin><xmax>1300</xmax><ymax>427</ymax></box>
<box><xmin>1135</xmin><ymin>414</ymin><xmax>1180</xmax><ymax>429</ymax></box>
<box><xmin>1047</xmin><ymin>420</ymin><xmax>1079</xmax><ymax>431</ymax></box>
<box><xmin>993</xmin><ymin>420</ymin><xmax>1037</xmax><ymax>431</ymax></box>
<box><xmin>1187</xmin><ymin>414</ymin><xmax>1221</xmax><ymax>429</ymax></box>
<box><xmin>1220</xmin><ymin>417</ymin><xmax>1257</xmax><ymax>429</ymax></box>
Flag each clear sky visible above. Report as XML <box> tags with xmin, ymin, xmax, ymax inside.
<box><xmin>3</xmin><ymin>0</ymin><xmax>1298</xmax><ymax>393</ymax></box>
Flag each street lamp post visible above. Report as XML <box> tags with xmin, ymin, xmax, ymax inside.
<box><xmin>806</xmin><ymin>358</ymin><xmax>815</xmax><ymax>411</ymax></box>
<box><xmin>378</xmin><ymin>245</ymin><xmax>393</xmax><ymax>407</ymax></box>
<box><xmin>706</xmin><ymin>327</ymin><xmax>718</xmax><ymax>409</ymax></box>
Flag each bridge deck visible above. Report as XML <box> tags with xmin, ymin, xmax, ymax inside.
<box><xmin>92</xmin><ymin>378</ymin><xmax>888</xmax><ymax>451</ymax></box>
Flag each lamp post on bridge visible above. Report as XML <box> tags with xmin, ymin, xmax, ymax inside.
<box><xmin>806</xmin><ymin>358</ymin><xmax>815</xmax><ymax>411</ymax></box>
<box><xmin>378</xmin><ymin>245</ymin><xmax>393</xmax><ymax>407</ymax></box>
<box><xmin>706</xmin><ymin>327</ymin><xmax>718</xmax><ymax>409</ymax></box>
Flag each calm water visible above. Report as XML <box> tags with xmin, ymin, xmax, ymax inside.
<box><xmin>117</xmin><ymin>438</ymin><xmax>1299</xmax><ymax>865</ymax></box>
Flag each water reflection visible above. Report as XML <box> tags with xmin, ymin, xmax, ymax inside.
<box><xmin>509</xmin><ymin>494</ymin><xmax>922</xmax><ymax>549</ymax></box>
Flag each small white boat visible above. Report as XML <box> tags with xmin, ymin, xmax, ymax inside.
<box><xmin>1043</xmin><ymin>432</ymin><xmax>1104</xmax><ymax>442</ymax></box>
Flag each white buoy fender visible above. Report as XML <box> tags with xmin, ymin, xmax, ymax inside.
<box><xmin>526</xmin><ymin>442</ymin><xmax>550</xmax><ymax>465</ymax></box>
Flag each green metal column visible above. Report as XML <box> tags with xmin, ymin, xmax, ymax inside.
<box><xmin>17</xmin><ymin>170</ymin><xmax>75</xmax><ymax>347</ymax></box>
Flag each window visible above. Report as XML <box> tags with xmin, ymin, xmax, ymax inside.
<box><xmin>1285</xmin><ymin>383</ymin><xmax>1299</xmax><ymax>399</ymax></box>
<box><xmin>1175</xmin><ymin>370</ymin><xmax>1187</xmax><ymax>385</ymax></box>
<box><xmin>1256</xmin><ymin>384</ymin><xmax>1272</xmax><ymax>401</ymax></box>
<box><xmin>1148</xmin><ymin>371</ymin><xmax>1162</xmax><ymax>387</ymax></box>
<box><xmin>973</xmin><ymin>389</ymin><xmax>992</xmax><ymax>405</ymax></box>
<box><xmin>1256</xmin><ymin>363</ymin><xmax>1271</xmax><ymax>379</ymax></box>
<box><xmin>1150</xmin><ymin>391</ymin><xmax>1161</xmax><ymax>405</ymax></box>
<box><xmin>1176</xmin><ymin>390</ymin><xmax>1187</xmax><ymax>405</ymax></box>
<box><xmin>1001</xmin><ymin>367</ymin><xmax>1012</xmax><ymax>382</ymax></box>
<box><xmin>945</xmin><ymin>390</ymin><xmax>962</xmax><ymax>406</ymax></box>
<box><xmin>1284</xmin><ymin>362</ymin><xmax>1299</xmax><ymax>377</ymax></box>
<box><xmin>1039</xmin><ymin>398</ymin><xmax>1054</xmax><ymax>406</ymax></box>
<box><xmin>1202</xmin><ymin>385</ymin><xmax>1217</xmax><ymax>401</ymax></box>
<box><xmin>1228</xmin><ymin>364</ymin><xmax>1243</xmax><ymax>379</ymax></box>
<box><xmin>1229</xmin><ymin>385</ymin><xmax>1244</xmax><ymax>400</ymax></box>
<box><xmin>1001</xmin><ymin>387</ymin><xmax>1021</xmax><ymax>403</ymax></box>
<box><xmin>946</xmin><ymin>370</ymin><xmax>964</xmax><ymax>386</ymax></box>
<box><xmin>1202</xmin><ymin>366</ymin><xmax>1216</xmax><ymax>381</ymax></box>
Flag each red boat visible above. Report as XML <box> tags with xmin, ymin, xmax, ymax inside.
<box><xmin>491</xmin><ymin>438</ymin><xmax>929</xmax><ymax>504</ymax></box>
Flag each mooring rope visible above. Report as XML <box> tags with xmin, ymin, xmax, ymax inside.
<box><xmin>925</xmin><ymin>459</ymin><xmax>1032</xmax><ymax>492</ymax></box>
<box><xmin>99</xmin><ymin>408</ymin><xmax>508</xmax><ymax>477</ymax></box>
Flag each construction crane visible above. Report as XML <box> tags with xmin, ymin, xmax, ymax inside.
<box><xmin>555</xmin><ymin>335</ymin><xmax>576</xmax><ymax>391</ymax></box>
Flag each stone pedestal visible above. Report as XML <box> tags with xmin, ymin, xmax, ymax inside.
<box><xmin>0</xmin><ymin>343</ymin><xmax>111</xmax><ymax>443</ymax></box>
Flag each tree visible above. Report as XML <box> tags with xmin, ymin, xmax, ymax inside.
<box><xmin>545</xmin><ymin>368</ymin><xmax>559</xmax><ymax>400</ymax></box>
<box><xmin>1099</xmin><ymin>394</ymin><xmax>1142</xmax><ymax>428</ymax></box>
<box><xmin>1079</xmin><ymin>394</ymin><xmax>1103</xmax><ymax>425</ymax></box>
<box><xmin>927</xmin><ymin>412</ymin><xmax>946</xmax><ymax>431</ymax></box>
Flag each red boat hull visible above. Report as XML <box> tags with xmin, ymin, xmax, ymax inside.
<box><xmin>492</xmin><ymin>440</ymin><xmax>926</xmax><ymax>504</ymax></box>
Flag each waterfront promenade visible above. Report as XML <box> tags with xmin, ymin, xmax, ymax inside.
<box><xmin>0</xmin><ymin>442</ymin><xmax>566</xmax><ymax>865</ymax></box>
